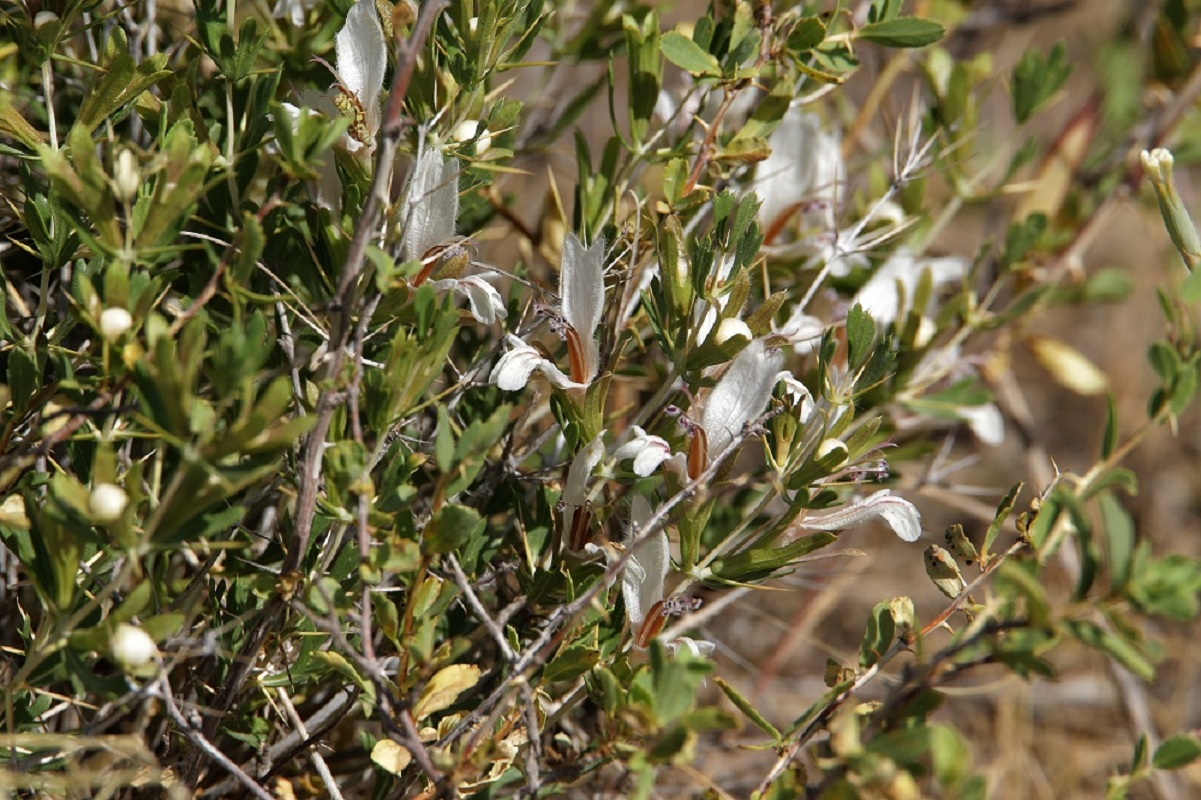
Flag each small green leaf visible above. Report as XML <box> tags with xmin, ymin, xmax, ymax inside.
<box><xmin>425</xmin><ymin>504</ymin><xmax>484</xmax><ymax>554</ymax></box>
<box><xmin>435</xmin><ymin>405</ymin><xmax>455</xmax><ymax>473</ymax></box>
<box><xmin>858</xmin><ymin>18</ymin><xmax>945</xmax><ymax>49</ymax></box>
<box><xmin>544</xmin><ymin>644</ymin><xmax>601</xmax><ymax>682</ymax></box>
<box><xmin>1013</xmin><ymin>43</ymin><xmax>1072</xmax><ymax>123</ymax></box>
<box><xmin>714</xmin><ymin>677</ymin><xmax>780</xmax><ymax>740</ymax></box>
<box><xmin>1152</xmin><ymin>735</ymin><xmax>1201</xmax><ymax>770</ymax></box>
<box><xmin>661</xmin><ymin>31</ymin><xmax>722</xmax><ymax>76</ymax></box>
<box><xmin>845</xmin><ymin>304</ymin><xmax>875</xmax><ymax>371</ymax></box>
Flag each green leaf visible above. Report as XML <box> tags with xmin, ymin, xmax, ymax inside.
<box><xmin>786</xmin><ymin>17</ymin><xmax>826</xmax><ymax>53</ymax></box>
<box><xmin>1063</xmin><ymin>619</ymin><xmax>1156</xmax><ymax>681</ymax></box>
<box><xmin>1152</xmin><ymin>735</ymin><xmax>1201</xmax><ymax>770</ymax></box>
<box><xmin>858</xmin><ymin>18</ymin><xmax>945</xmax><ymax>49</ymax></box>
<box><xmin>714</xmin><ymin>677</ymin><xmax>780</xmax><ymax>740</ymax></box>
<box><xmin>661</xmin><ymin>30</ymin><xmax>722</xmax><ymax>77</ymax></box>
<box><xmin>1099</xmin><ymin>492</ymin><xmax>1135</xmax><ymax>592</ymax></box>
<box><xmin>425</xmin><ymin>504</ymin><xmax>484</xmax><ymax>554</ymax></box>
<box><xmin>845</xmin><ymin>304</ymin><xmax>875</xmax><ymax>372</ymax></box>
<box><xmin>544</xmin><ymin>644</ymin><xmax>601</xmax><ymax>682</ymax></box>
<box><xmin>435</xmin><ymin>405</ymin><xmax>455</xmax><ymax>473</ymax></box>
<box><xmin>1013</xmin><ymin>43</ymin><xmax>1072</xmax><ymax>123</ymax></box>
<box><xmin>76</xmin><ymin>53</ymin><xmax>171</xmax><ymax>133</ymax></box>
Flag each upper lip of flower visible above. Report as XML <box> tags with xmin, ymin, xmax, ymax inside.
<box><xmin>333</xmin><ymin>0</ymin><xmax>386</xmax><ymax>152</ymax></box>
<box><xmin>489</xmin><ymin>233</ymin><xmax>606</xmax><ymax>391</ymax></box>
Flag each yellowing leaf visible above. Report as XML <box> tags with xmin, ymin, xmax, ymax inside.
<box><xmin>414</xmin><ymin>664</ymin><xmax>482</xmax><ymax>721</ymax></box>
<box><xmin>1025</xmin><ymin>335</ymin><xmax>1108</xmax><ymax>396</ymax></box>
<box><xmin>370</xmin><ymin>739</ymin><xmax>412</xmax><ymax>774</ymax></box>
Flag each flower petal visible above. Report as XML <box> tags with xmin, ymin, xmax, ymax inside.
<box><xmin>615</xmin><ymin>426</ymin><xmax>675</xmax><ymax>477</ymax></box>
<box><xmin>402</xmin><ymin>152</ymin><xmax>460</xmax><ymax>263</ymax></box>
<box><xmin>959</xmin><ymin>403</ymin><xmax>1004</xmax><ymax>447</ymax></box>
<box><xmin>452</xmin><ymin>275</ymin><xmax>506</xmax><ymax>324</ymax></box>
<box><xmin>802</xmin><ymin>489</ymin><xmax>922</xmax><ymax>543</ymax></box>
<box><xmin>336</xmin><ymin>0</ymin><xmax>386</xmax><ymax>138</ymax></box>
<box><xmin>563</xmin><ymin>434</ymin><xmax>605</xmax><ymax>507</ymax></box>
<box><xmin>855</xmin><ymin>250</ymin><xmax>966</xmax><ymax>328</ymax></box>
<box><xmin>559</xmin><ymin>233</ymin><xmax>604</xmax><ymax>378</ymax></box>
<box><xmin>621</xmin><ymin>496</ymin><xmax>668</xmax><ymax>630</ymax></box>
<box><xmin>701</xmin><ymin>339</ymin><xmax>784</xmax><ymax>457</ymax></box>
<box><xmin>490</xmin><ymin>336</ymin><xmax>581</xmax><ymax>391</ymax></box>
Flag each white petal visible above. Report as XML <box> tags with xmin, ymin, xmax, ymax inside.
<box><xmin>453</xmin><ymin>275</ymin><xmax>506</xmax><ymax>324</ymax></box>
<box><xmin>776</xmin><ymin>371</ymin><xmax>815</xmax><ymax>423</ymax></box>
<box><xmin>667</xmin><ymin>637</ymin><xmax>715</xmax><ymax>658</ymax></box>
<box><xmin>559</xmin><ymin>233</ymin><xmax>605</xmax><ymax>378</ymax></box>
<box><xmin>774</xmin><ymin>304</ymin><xmax>826</xmax><ymax>356</ymax></box>
<box><xmin>701</xmin><ymin>339</ymin><xmax>785</xmax><ymax>457</ymax></box>
<box><xmin>621</xmin><ymin>497</ymin><xmax>667</xmax><ymax>629</ymax></box>
<box><xmin>401</xmin><ymin>152</ymin><xmax>460</xmax><ymax>262</ymax></box>
<box><xmin>336</xmin><ymin>0</ymin><xmax>386</xmax><ymax>135</ymax></box>
<box><xmin>758</xmin><ymin>108</ymin><xmax>844</xmax><ymax>235</ymax></box>
<box><xmin>855</xmin><ymin>250</ymin><xmax>966</xmax><ymax>328</ymax></box>
<box><xmin>615</xmin><ymin>426</ymin><xmax>675</xmax><ymax>477</ymax></box>
<box><xmin>803</xmin><ymin>489</ymin><xmax>922</xmax><ymax>543</ymax></box>
<box><xmin>959</xmin><ymin>403</ymin><xmax>1004</xmax><ymax>447</ymax></box>
<box><xmin>563</xmin><ymin>434</ymin><xmax>605</xmax><ymax>507</ymax></box>
<box><xmin>490</xmin><ymin>336</ymin><xmax>581</xmax><ymax>391</ymax></box>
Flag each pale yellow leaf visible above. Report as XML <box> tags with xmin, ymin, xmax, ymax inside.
<box><xmin>370</xmin><ymin>739</ymin><xmax>412</xmax><ymax>775</ymax></box>
<box><xmin>1026</xmin><ymin>335</ymin><xmax>1108</xmax><ymax>396</ymax></box>
<box><xmin>413</xmin><ymin>664</ymin><xmax>482</xmax><ymax>721</ymax></box>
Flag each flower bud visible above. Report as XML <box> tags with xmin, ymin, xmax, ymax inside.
<box><xmin>89</xmin><ymin>483</ymin><xmax>128</xmax><ymax>523</ymax></box>
<box><xmin>1141</xmin><ymin>147</ymin><xmax>1201</xmax><ymax>271</ymax></box>
<box><xmin>99</xmin><ymin>307</ymin><xmax>133</xmax><ymax>341</ymax></box>
<box><xmin>111</xmin><ymin>623</ymin><xmax>158</xmax><ymax>669</ymax></box>
<box><xmin>714</xmin><ymin>317</ymin><xmax>752</xmax><ymax>346</ymax></box>
<box><xmin>451</xmin><ymin>119</ymin><xmax>492</xmax><ymax>156</ymax></box>
<box><xmin>113</xmin><ymin>149</ymin><xmax>140</xmax><ymax>203</ymax></box>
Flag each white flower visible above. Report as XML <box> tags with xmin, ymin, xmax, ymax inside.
<box><xmin>99</xmin><ymin>307</ymin><xmax>133</xmax><ymax>341</ymax></box>
<box><xmin>491</xmin><ymin>336</ymin><xmax>581</xmax><ymax>391</ymax></box>
<box><xmin>774</xmin><ymin>303</ymin><xmax>826</xmax><ymax>356</ymax></box>
<box><xmin>111</xmin><ymin>623</ymin><xmax>158</xmax><ymax>669</ymax></box>
<box><xmin>561</xmin><ymin>434</ymin><xmax>605</xmax><ymax>551</ymax></box>
<box><xmin>428</xmin><ymin>274</ymin><xmax>507</xmax><ymax>324</ymax></box>
<box><xmin>619</xmin><ymin>497</ymin><xmax>714</xmax><ymax>656</ymax></box>
<box><xmin>490</xmin><ymin>233</ymin><xmax>605</xmax><ymax>391</ymax></box>
<box><xmin>957</xmin><ymin>402</ymin><xmax>1004</xmax><ymax>447</ymax></box>
<box><xmin>615</xmin><ymin>341</ymin><xmax>786</xmax><ymax>480</ymax></box>
<box><xmin>776</xmin><ymin>371</ymin><xmax>815</xmax><ymax>423</ymax></box>
<box><xmin>615</xmin><ymin>426</ymin><xmax>677</xmax><ymax>477</ymax></box>
<box><xmin>334</xmin><ymin>0</ymin><xmax>387</xmax><ymax>154</ymax></box>
<box><xmin>854</xmin><ymin>249</ymin><xmax>966</xmax><ymax>328</ymax></box>
<box><xmin>758</xmin><ymin>108</ymin><xmax>844</xmax><ymax>241</ymax></box>
<box><xmin>402</xmin><ymin>151</ymin><xmax>460</xmax><ymax>263</ymax></box>
<box><xmin>272</xmin><ymin>0</ymin><xmax>318</xmax><ymax>26</ymax></box>
<box><xmin>701</xmin><ymin>339</ymin><xmax>785</xmax><ymax>459</ymax></box>
<box><xmin>801</xmin><ymin>489</ymin><xmax>922</xmax><ymax>543</ymax></box>
<box><xmin>451</xmin><ymin>119</ymin><xmax>492</xmax><ymax>156</ymax></box>
<box><xmin>89</xmin><ymin>483</ymin><xmax>128</xmax><ymax>523</ymax></box>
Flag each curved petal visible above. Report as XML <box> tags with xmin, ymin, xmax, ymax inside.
<box><xmin>559</xmin><ymin>233</ymin><xmax>604</xmax><ymax>379</ymax></box>
<box><xmin>490</xmin><ymin>336</ymin><xmax>582</xmax><ymax>391</ymax></box>
<box><xmin>701</xmin><ymin>339</ymin><xmax>784</xmax><ymax>457</ymax></box>
<box><xmin>563</xmin><ymin>434</ymin><xmax>605</xmax><ymax>507</ymax></box>
<box><xmin>615</xmin><ymin>426</ymin><xmax>675</xmax><ymax>477</ymax></box>
<box><xmin>336</xmin><ymin>0</ymin><xmax>386</xmax><ymax>139</ymax></box>
<box><xmin>402</xmin><ymin>152</ymin><xmax>460</xmax><ymax>262</ymax></box>
<box><xmin>621</xmin><ymin>497</ymin><xmax>667</xmax><ymax>630</ymax></box>
<box><xmin>802</xmin><ymin>489</ymin><xmax>922</xmax><ymax>543</ymax></box>
<box><xmin>450</xmin><ymin>275</ymin><xmax>506</xmax><ymax>324</ymax></box>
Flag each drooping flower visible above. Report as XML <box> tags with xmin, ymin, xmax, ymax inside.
<box><xmin>615</xmin><ymin>340</ymin><xmax>785</xmax><ymax>480</ymax></box>
<box><xmin>619</xmin><ymin>496</ymin><xmax>714</xmax><ymax>655</ymax></box>
<box><xmin>854</xmin><ymin>249</ymin><xmax>966</xmax><ymax>329</ymax></box>
<box><xmin>562</xmin><ymin>434</ymin><xmax>605</xmax><ymax>551</ymax></box>
<box><xmin>332</xmin><ymin>0</ymin><xmax>387</xmax><ymax>155</ymax></box>
<box><xmin>757</xmin><ymin>107</ymin><xmax>845</xmax><ymax>245</ymax></box>
<box><xmin>491</xmin><ymin>234</ymin><xmax>605</xmax><ymax>391</ymax></box>
<box><xmin>400</xmin><ymin>151</ymin><xmax>507</xmax><ymax>324</ymax></box>
<box><xmin>799</xmin><ymin>489</ymin><xmax>922</xmax><ymax>543</ymax></box>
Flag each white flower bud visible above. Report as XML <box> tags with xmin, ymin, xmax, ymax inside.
<box><xmin>34</xmin><ymin>11</ymin><xmax>59</xmax><ymax>30</ymax></box>
<box><xmin>714</xmin><ymin>318</ymin><xmax>752</xmax><ymax>346</ymax></box>
<box><xmin>451</xmin><ymin>119</ymin><xmax>492</xmax><ymax>156</ymax></box>
<box><xmin>89</xmin><ymin>483</ymin><xmax>128</xmax><ymax>523</ymax></box>
<box><xmin>99</xmin><ymin>307</ymin><xmax>133</xmax><ymax>341</ymax></box>
<box><xmin>113</xmin><ymin>149</ymin><xmax>140</xmax><ymax>203</ymax></box>
<box><xmin>816</xmin><ymin>438</ymin><xmax>848</xmax><ymax>467</ymax></box>
<box><xmin>111</xmin><ymin>623</ymin><xmax>158</xmax><ymax>668</ymax></box>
